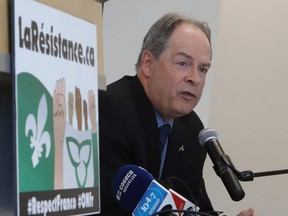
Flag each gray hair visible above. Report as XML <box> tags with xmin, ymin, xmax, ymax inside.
<box><xmin>135</xmin><ymin>12</ymin><xmax>212</xmax><ymax>70</ymax></box>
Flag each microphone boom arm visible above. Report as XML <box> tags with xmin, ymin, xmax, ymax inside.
<box><xmin>221</xmin><ymin>155</ymin><xmax>288</xmax><ymax>181</ymax></box>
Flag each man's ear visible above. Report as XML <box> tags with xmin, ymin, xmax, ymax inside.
<box><xmin>141</xmin><ymin>50</ymin><xmax>154</xmax><ymax>77</ymax></box>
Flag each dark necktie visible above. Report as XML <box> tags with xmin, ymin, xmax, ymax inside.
<box><xmin>159</xmin><ymin>124</ymin><xmax>171</xmax><ymax>178</ymax></box>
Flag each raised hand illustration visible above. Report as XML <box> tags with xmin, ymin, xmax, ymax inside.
<box><xmin>88</xmin><ymin>90</ymin><xmax>97</xmax><ymax>133</ymax></box>
<box><xmin>53</xmin><ymin>78</ymin><xmax>66</xmax><ymax>190</ymax></box>
<box><xmin>75</xmin><ymin>87</ymin><xmax>82</xmax><ymax>131</ymax></box>
<box><xmin>68</xmin><ymin>92</ymin><xmax>74</xmax><ymax>125</ymax></box>
<box><xmin>83</xmin><ymin>99</ymin><xmax>88</xmax><ymax>130</ymax></box>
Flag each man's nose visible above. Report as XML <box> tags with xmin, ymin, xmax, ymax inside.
<box><xmin>184</xmin><ymin>67</ymin><xmax>201</xmax><ymax>86</ymax></box>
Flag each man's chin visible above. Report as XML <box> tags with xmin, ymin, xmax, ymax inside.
<box><xmin>174</xmin><ymin>108</ymin><xmax>194</xmax><ymax>118</ymax></box>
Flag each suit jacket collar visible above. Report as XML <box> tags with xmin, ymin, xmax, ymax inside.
<box><xmin>130</xmin><ymin>75</ymin><xmax>162</xmax><ymax>177</ymax></box>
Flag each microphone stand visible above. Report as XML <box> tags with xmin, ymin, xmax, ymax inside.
<box><xmin>237</xmin><ymin>168</ymin><xmax>288</xmax><ymax>182</ymax></box>
<box><xmin>221</xmin><ymin>155</ymin><xmax>288</xmax><ymax>181</ymax></box>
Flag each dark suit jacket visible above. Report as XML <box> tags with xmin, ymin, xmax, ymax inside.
<box><xmin>98</xmin><ymin>75</ymin><xmax>213</xmax><ymax>215</ymax></box>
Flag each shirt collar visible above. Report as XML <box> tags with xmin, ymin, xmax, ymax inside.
<box><xmin>154</xmin><ymin>110</ymin><xmax>174</xmax><ymax>128</ymax></box>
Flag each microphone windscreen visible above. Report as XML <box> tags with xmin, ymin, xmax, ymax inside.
<box><xmin>112</xmin><ymin>164</ymin><xmax>154</xmax><ymax>211</ymax></box>
<box><xmin>198</xmin><ymin>128</ymin><xmax>218</xmax><ymax>146</ymax></box>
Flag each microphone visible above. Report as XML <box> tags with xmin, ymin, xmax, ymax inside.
<box><xmin>112</xmin><ymin>164</ymin><xmax>201</xmax><ymax>216</ymax></box>
<box><xmin>198</xmin><ymin>128</ymin><xmax>245</xmax><ymax>201</ymax></box>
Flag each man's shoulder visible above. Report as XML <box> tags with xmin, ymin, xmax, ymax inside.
<box><xmin>99</xmin><ymin>75</ymin><xmax>134</xmax><ymax>101</ymax></box>
<box><xmin>100</xmin><ymin>75</ymin><xmax>135</xmax><ymax>94</ymax></box>
<box><xmin>175</xmin><ymin>111</ymin><xmax>204</xmax><ymax>130</ymax></box>
<box><xmin>108</xmin><ymin>75</ymin><xmax>134</xmax><ymax>88</ymax></box>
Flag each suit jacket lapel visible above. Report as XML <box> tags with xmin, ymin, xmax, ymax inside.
<box><xmin>130</xmin><ymin>76</ymin><xmax>161</xmax><ymax>178</ymax></box>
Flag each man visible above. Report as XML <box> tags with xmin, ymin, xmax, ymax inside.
<box><xmin>98</xmin><ymin>12</ymin><xmax>256</xmax><ymax>216</ymax></box>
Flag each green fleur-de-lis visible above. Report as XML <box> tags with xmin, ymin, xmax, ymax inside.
<box><xmin>66</xmin><ymin>137</ymin><xmax>92</xmax><ymax>188</ymax></box>
<box><xmin>25</xmin><ymin>94</ymin><xmax>51</xmax><ymax>168</ymax></box>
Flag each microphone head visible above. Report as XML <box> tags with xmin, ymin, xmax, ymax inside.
<box><xmin>112</xmin><ymin>164</ymin><xmax>154</xmax><ymax>211</ymax></box>
<box><xmin>198</xmin><ymin>128</ymin><xmax>218</xmax><ymax>146</ymax></box>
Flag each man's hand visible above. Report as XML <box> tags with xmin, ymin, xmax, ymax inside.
<box><xmin>237</xmin><ymin>208</ymin><xmax>257</xmax><ymax>216</ymax></box>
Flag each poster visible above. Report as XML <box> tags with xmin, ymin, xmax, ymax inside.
<box><xmin>13</xmin><ymin>0</ymin><xmax>100</xmax><ymax>215</ymax></box>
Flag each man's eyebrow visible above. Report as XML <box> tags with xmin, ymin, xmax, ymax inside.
<box><xmin>202</xmin><ymin>62</ymin><xmax>211</xmax><ymax>68</ymax></box>
<box><xmin>175</xmin><ymin>52</ymin><xmax>211</xmax><ymax>67</ymax></box>
<box><xmin>174</xmin><ymin>52</ymin><xmax>192</xmax><ymax>60</ymax></box>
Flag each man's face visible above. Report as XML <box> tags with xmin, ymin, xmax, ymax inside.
<box><xmin>145</xmin><ymin>23</ymin><xmax>212</xmax><ymax>120</ymax></box>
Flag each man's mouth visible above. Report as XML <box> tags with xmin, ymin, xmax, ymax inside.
<box><xmin>180</xmin><ymin>91</ymin><xmax>196</xmax><ymax>100</ymax></box>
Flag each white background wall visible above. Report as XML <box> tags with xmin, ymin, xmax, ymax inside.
<box><xmin>102</xmin><ymin>0</ymin><xmax>288</xmax><ymax>215</ymax></box>
<box><xmin>208</xmin><ymin>0</ymin><xmax>288</xmax><ymax>215</ymax></box>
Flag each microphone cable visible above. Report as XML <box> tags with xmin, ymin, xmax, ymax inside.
<box><xmin>151</xmin><ymin>209</ymin><xmax>224</xmax><ymax>216</ymax></box>
<box><xmin>166</xmin><ymin>176</ymin><xmax>199</xmax><ymax>207</ymax></box>
<box><xmin>164</xmin><ymin>177</ymin><xmax>225</xmax><ymax>216</ymax></box>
